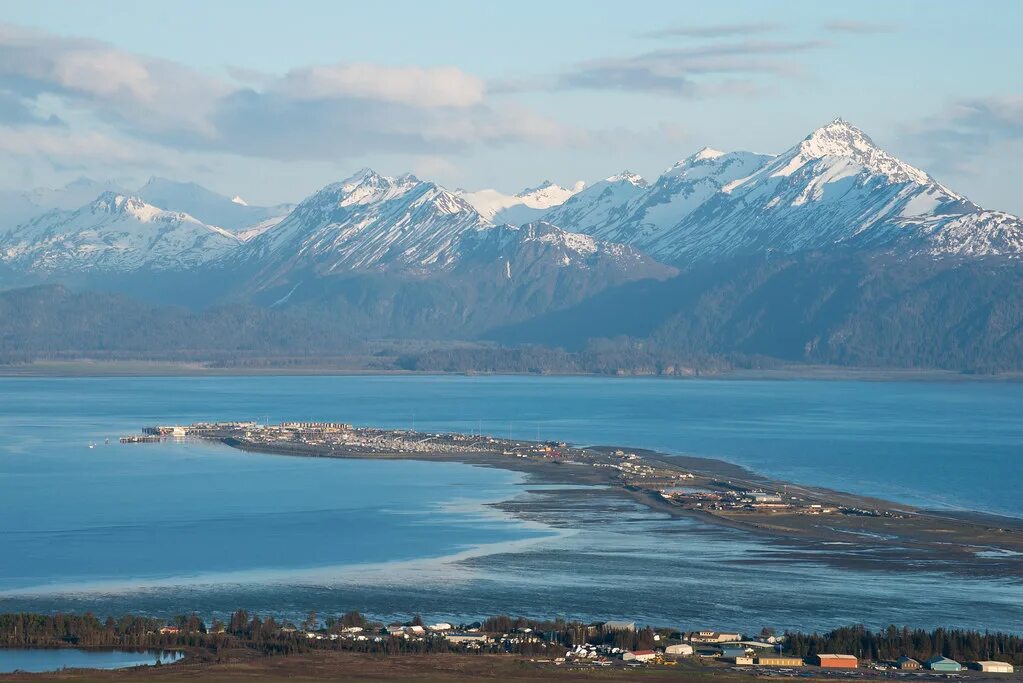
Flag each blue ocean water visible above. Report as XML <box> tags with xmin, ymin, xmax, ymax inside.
<box><xmin>0</xmin><ymin>375</ymin><xmax>1021</xmax><ymax>632</ymax></box>
<box><xmin>0</xmin><ymin>649</ymin><xmax>182</xmax><ymax>673</ymax></box>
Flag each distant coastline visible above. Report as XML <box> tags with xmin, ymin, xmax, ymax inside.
<box><xmin>2</xmin><ymin>359</ymin><xmax>1021</xmax><ymax>382</ymax></box>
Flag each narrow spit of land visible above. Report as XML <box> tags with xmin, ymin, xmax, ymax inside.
<box><xmin>130</xmin><ymin>421</ymin><xmax>1023</xmax><ymax>578</ymax></box>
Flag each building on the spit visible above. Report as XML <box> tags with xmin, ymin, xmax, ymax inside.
<box><xmin>749</xmin><ymin>491</ymin><xmax>783</xmax><ymax>503</ymax></box>
<box><xmin>925</xmin><ymin>656</ymin><xmax>962</xmax><ymax>672</ymax></box>
<box><xmin>895</xmin><ymin>656</ymin><xmax>921</xmax><ymax>670</ymax></box>
<box><xmin>720</xmin><ymin>646</ymin><xmax>749</xmax><ymax>661</ymax></box>
<box><xmin>812</xmin><ymin>654</ymin><xmax>858</xmax><ymax>668</ymax></box>
<box><xmin>664</xmin><ymin>643</ymin><xmax>694</xmax><ymax>656</ymax></box>
<box><xmin>622</xmin><ymin>650</ymin><xmax>656</xmax><ymax>662</ymax></box>
<box><xmin>281</xmin><ymin>422</ymin><xmax>351</xmax><ymax>431</ymax></box>
<box><xmin>969</xmin><ymin>661</ymin><xmax>1014</xmax><ymax>673</ymax></box>
<box><xmin>755</xmin><ymin>656</ymin><xmax>804</xmax><ymax>666</ymax></box>
<box><xmin>688</xmin><ymin>630</ymin><xmax>742</xmax><ymax>643</ymax></box>
<box><xmin>443</xmin><ymin>633</ymin><xmax>489</xmax><ymax>644</ymax></box>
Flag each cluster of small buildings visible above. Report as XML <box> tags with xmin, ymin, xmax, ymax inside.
<box><xmin>706</xmin><ymin>640</ymin><xmax>1015</xmax><ymax>674</ymax></box>
<box><xmin>659</xmin><ymin>485</ymin><xmax>850</xmax><ymax>516</ymax></box>
<box><xmin>567</xmin><ymin>627</ymin><xmax>1017</xmax><ymax>674</ymax></box>
<box><xmin>890</xmin><ymin>656</ymin><xmax>1015</xmax><ymax>674</ymax></box>
<box><xmin>280</xmin><ymin>621</ymin><xmax>558</xmax><ymax>651</ymax></box>
<box><xmin>154</xmin><ymin>614</ymin><xmax>1017</xmax><ymax>675</ymax></box>
<box><xmin>141</xmin><ymin>421</ymin><xmax>517</xmax><ymax>457</ymax></box>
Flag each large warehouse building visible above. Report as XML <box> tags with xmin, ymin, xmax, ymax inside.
<box><xmin>925</xmin><ymin>656</ymin><xmax>962</xmax><ymax>672</ymax></box>
<box><xmin>969</xmin><ymin>661</ymin><xmax>1014</xmax><ymax>673</ymax></box>
<box><xmin>812</xmin><ymin>654</ymin><xmax>858</xmax><ymax>668</ymax></box>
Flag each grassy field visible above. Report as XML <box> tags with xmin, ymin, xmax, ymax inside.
<box><xmin>0</xmin><ymin>650</ymin><xmax>799</xmax><ymax>682</ymax></box>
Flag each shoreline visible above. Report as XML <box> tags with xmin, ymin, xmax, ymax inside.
<box><xmin>202</xmin><ymin>425</ymin><xmax>1023</xmax><ymax>580</ymax></box>
<box><xmin>1</xmin><ymin>360</ymin><xmax>1022</xmax><ymax>382</ymax></box>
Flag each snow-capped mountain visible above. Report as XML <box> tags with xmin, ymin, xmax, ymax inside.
<box><xmin>136</xmin><ymin>177</ymin><xmax>292</xmax><ymax>235</ymax></box>
<box><xmin>244</xmin><ymin>169</ymin><xmax>495</xmax><ymax>282</ymax></box>
<box><xmin>458</xmin><ymin>179</ymin><xmax>585</xmax><ymax>225</ymax></box>
<box><xmin>3</xmin><ymin>119</ymin><xmax>1021</xmax><ymax>290</ymax></box>
<box><xmin>516</xmin><ymin>180</ymin><xmax>586</xmax><ymax>208</ymax></box>
<box><xmin>241</xmin><ymin>170</ymin><xmax>669</xmax><ymax>291</ymax></box>
<box><xmin>665</xmin><ymin>118</ymin><xmax>1023</xmax><ymax>261</ymax></box>
<box><xmin>541</xmin><ymin>148</ymin><xmax>773</xmax><ymax>251</ymax></box>
<box><xmin>0</xmin><ymin>177</ymin><xmax>129</xmax><ymax>232</ymax></box>
<box><xmin>546</xmin><ymin>119</ymin><xmax>1023</xmax><ymax>264</ymax></box>
<box><xmin>538</xmin><ymin>171</ymin><xmax>650</xmax><ymax>240</ymax></box>
<box><xmin>0</xmin><ymin>192</ymin><xmax>240</xmax><ymax>272</ymax></box>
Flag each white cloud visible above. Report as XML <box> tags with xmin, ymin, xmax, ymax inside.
<box><xmin>0</xmin><ymin>22</ymin><xmax>569</xmax><ymax>169</ymax></box>
<box><xmin>279</xmin><ymin>63</ymin><xmax>486</xmax><ymax>108</ymax></box>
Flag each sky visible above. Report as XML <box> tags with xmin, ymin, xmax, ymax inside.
<box><xmin>0</xmin><ymin>0</ymin><xmax>1021</xmax><ymax>212</ymax></box>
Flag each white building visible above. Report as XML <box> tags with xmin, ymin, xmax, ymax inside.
<box><xmin>688</xmin><ymin>630</ymin><xmax>742</xmax><ymax>643</ymax></box>
<box><xmin>622</xmin><ymin>650</ymin><xmax>656</xmax><ymax>662</ymax></box>
<box><xmin>445</xmin><ymin>632</ymin><xmax>490</xmax><ymax>644</ymax></box>
<box><xmin>971</xmin><ymin>661</ymin><xmax>1014</xmax><ymax>673</ymax></box>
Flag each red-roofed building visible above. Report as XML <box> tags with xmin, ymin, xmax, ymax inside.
<box><xmin>813</xmin><ymin>654</ymin><xmax>858</xmax><ymax>668</ymax></box>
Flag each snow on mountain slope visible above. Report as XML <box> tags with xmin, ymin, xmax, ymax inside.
<box><xmin>234</xmin><ymin>215</ymin><xmax>289</xmax><ymax>242</ymax></box>
<box><xmin>455</xmin><ymin>220</ymin><xmax>675</xmax><ymax>281</ymax></box>
<box><xmin>240</xmin><ymin>170</ymin><xmax>674</xmax><ymax>293</ymax></box>
<box><xmin>543</xmin><ymin>150</ymin><xmax>773</xmax><ymax>248</ymax></box>
<box><xmin>643</xmin><ymin>119</ymin><xmax>1022</xmax><ymax>262</ymax></box>
<box><xmin>136</xmin><ymin>177</ymin><xmax>292</xmax><ymax>233</ymax></box>
<box><xmin>539</xmin><ymin>119</ymin><xmax>1023</xmax><ymax>264</ymax></box>
<box><xmin>0</xmin><ymin>178</ymin><xmax>129</xmax><ymax>231</ymax></box>
<box><xmin>245</xmin><ymin>169</ymin><xmax>495</xmax><ymax>280</ymax></box>
<box><xmin>458</xmin><ymin>179</ymin><xmax>585</xmax><ymax>225</ymax></box>
<box><xmin>516</xmin><ymin>180</ymin><xmax>586</xmax><ymax>208</ymax></box>
<box><xmin>538</xmin><ymin>171</ymin><xmax>649</xmax><ymax>239</ymax></box>
<box><xmin>0</xmin><ymin>192</ymin><xmax>241</xmax><ymax>272</ymax></box>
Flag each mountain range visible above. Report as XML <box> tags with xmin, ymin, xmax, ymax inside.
<box><xmin>1</xmin><ymin>119</ymin><xmax>1021</xmax><ymax>372</ymax></box>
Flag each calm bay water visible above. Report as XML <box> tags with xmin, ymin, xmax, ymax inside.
<box><xmin>0</xmin><ymin>375</ymin><xmax>1021</xmax><ymax>632</ymax></box>
<box><xmin>0</xmin><ymin>649</ymin><xmax>183</xmax><ymax>673</ymax></box>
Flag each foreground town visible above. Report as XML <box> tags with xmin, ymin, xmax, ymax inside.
<box><xmin>2</xmin><ymin>611</ymin><xmax>1019</xmax><ymax>681</ymax></box>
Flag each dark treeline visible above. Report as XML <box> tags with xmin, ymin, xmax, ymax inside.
<box><xmin>0</xmin><ymin>613</ymin><xmax>215</xmax><ymax>650</ymax></box>
<box><xmin>0</xmin><ymin>610</ymin><xmax>665</xmax><ymax>658</ymax></box>
<box><xmin>785</xmin><ymin>625</ymin><xmax>1023</xmax><ymax>665</ymax></box>
<box><xmin>3</xmin><ymin>612</ymin><xmax>1020</xmax><ymax>666</ymax></box>
<box><xmin>397</xmin><ymin>343</ymin><xmax>734</xmax><ymax>377</ymax></box>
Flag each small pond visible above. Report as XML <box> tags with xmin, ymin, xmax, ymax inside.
<box><xmin>0</xmin><ymin>648</ymin><xmax>183</xmax><ymax>673</ymax></box>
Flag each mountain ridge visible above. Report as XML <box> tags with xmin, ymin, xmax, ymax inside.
<box><xmin>0</xmin><ymin>119</ymin><xmax>1021</xmax><ymax>374</ymax></box>
<box><xmin>542</xmin><ymin>119</ymin><xmax>1023</xmax><ymax>264</ymax></box>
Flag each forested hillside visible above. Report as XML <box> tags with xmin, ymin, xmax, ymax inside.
<box><xmin>492</xmin><ymin>253</ymin><xmax>1023</xmax><ymax>373</ymax></box>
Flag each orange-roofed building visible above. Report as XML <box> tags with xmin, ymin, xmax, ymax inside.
<box><xmin>813</xmin><ymin>654</ymin><xmax>858</xmax><ymax>668</ymax></box>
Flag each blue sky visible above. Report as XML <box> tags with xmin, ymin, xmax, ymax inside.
<box><xmin>1</xmin><ymin>0</ymin><xmax>1021</xmax><ymax>212</ymax></box>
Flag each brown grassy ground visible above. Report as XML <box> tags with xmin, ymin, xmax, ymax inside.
<box><xmin>0</xmin><ymin>650</ymin><xmax>812</xmax><ymax>683</ymax></box>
